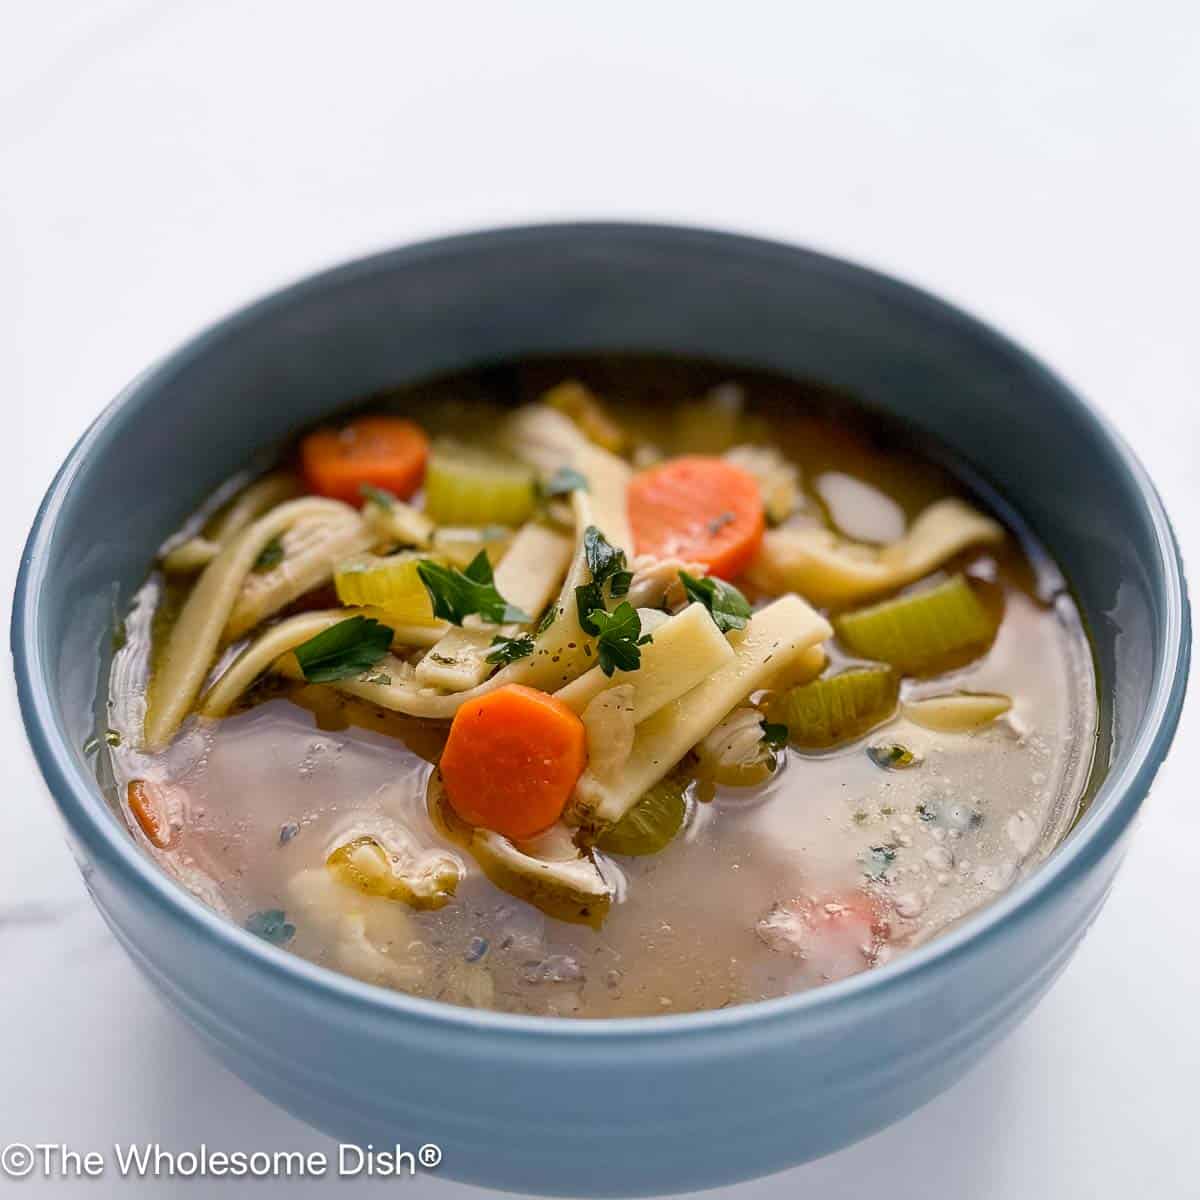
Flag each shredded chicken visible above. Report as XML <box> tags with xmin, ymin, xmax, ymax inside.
<box><xmin>626</xmin><ymin>554</ymin><xmax>707</xmax><ymax>611</ymax></box>
<box><xmin>580</xmin><ymin>684</ymin><xmax>637</xmax><ymax>782</ymax></box>
<box><xmin>725</xmin><ymin>444</ymin><xmax>801</xmax><ymax>525</ymax></box>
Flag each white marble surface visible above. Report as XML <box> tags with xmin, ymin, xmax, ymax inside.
<box><xmin>3</xmin><ymin>2</ymin><xmax>1198</xmax><ymax>1196</ymax></box>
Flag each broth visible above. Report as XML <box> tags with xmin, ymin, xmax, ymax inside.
<box><xmin>99</xmin><ymin>357</ymin><xmax>1097</xmax><ymax>1018</ymax></box>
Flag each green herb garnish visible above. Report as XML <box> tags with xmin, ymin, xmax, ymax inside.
<box><xmin>916</xmin><ymin>799</ymin><xmax>981</xmax><ymax>831</ymax></box>
<box><xmin>83</xmin><ymin>728</ymin><xmax>123</xmax><ymax>755</ymax></box>
<box><xmin>244</xmin><ymin>909</ymin><xmax>296</xmax><ymax>945</ymax></box>
<box><xmin>487</xmin><ymin>633</ymin><xmax>535</xmax><ymax>666</ymax></box>
<box><xmin>760</xmin><ymin>720</ymin><xmax>789</xmax><ymax>749</ymax></box>
<box><xmin>867</xmin><ymin>743</ymin><xmax>918</xmax><ymax>770</ymax></box>
<box><xmin>678</xmin><ymin>571</ymin><xmax>751</xmax><ymax>633</ymax></box>
<box><xmin>576</xmin><ymin>525</ymin><xmax>633</xmax><ymax>626</ymax></box>
<box><xmin>417</xmin><ymin>550</ymin><xmax>530</xmax><ymax>625</ymax></box>
<box><xmin>535</xmin><ymin>604</ymin><xmax>559</xmax><ymax>636</ymax></box>
<box><xmin>253</xmin><ymin>535</ymin><xmax>285</xmax><ymax>572</ymax></box>
<box><xmin>575</xmin><ymin>581</ymin><xmax>606</xmax><ymax>635</ymax></box>
<box><xmin>359</xmin><ymin>483</ymin><xmax>396</xmax><ymax>509</ymax></box>
<box><xmin>859</xmin><ymin>845</ymin><xmax>897</xmax><ymax>879</ymax></box>
<box><xmin>584</xmin><ymin>525</ymin><xmax>627</xmax><ymax>586</ymax></box>
<box><xmin>292</xmin><ymin>616</ymin><xmax>393</xmax><ymax>683</ymax></box>
<box><xmin>588</xmin><ymin>601</ymin><xmax>653</xmax><ymax>676</ymax></box>
<box><xmin>541</xmin><ymin>466</ymin><xmax>589</xmax><ymax>498</ymax></box>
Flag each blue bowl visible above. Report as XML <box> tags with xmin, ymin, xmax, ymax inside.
<box><xmin>13</xmin><ymin>224</ymin><xmax>1189</xmax><ymax>1196</ymax></box>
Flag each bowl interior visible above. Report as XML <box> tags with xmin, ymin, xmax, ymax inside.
<box><xmin>17</xmin><ymin>223</ymin><xmax>1188</xmax><ymax>987</ymax></box>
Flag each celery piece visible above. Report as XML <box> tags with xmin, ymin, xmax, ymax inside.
<box><xmin>596</xmin><ymin>776</ymin><xmax>688</xmax><ymax>857</ymax></box>
<box><xmin>766</xmin><ymin>665</ymin><xmax>899</xmax><ymax>749</ymax></box>
<box><xmin>834</xmin><ymin>574</ymin><xmax>996</xmax><ymax>675</ymax></box>
<box><xmin>334</xmin><ymin>552</ymin><xmax>442</xmax><ymax>625</ymax></box>
<box><xmin>424</xmin><ymin>439</ymin><xmax>536</xmax><ymax>526</ymax></box>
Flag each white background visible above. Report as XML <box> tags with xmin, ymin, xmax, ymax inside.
<box><xmin>2</xmin><ymin>2</ymin><xmax>1197</xmax><ymax>1196</ymax></box>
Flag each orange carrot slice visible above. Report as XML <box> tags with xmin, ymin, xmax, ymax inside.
<box><xmin>300</xmin><ymin>416</ymin><xmax>429</xmax><ymax>504</ymax></box>
<box><xmin>440</xmin><ymin>684</ymin><xmax>587</xmax><ymax>840</ymax></box>
<box><xmin>127</xmin><ymin>779</ymin><xmax>176</xmax><ymax>849</ymax></box>
<box><xmin>628</xmin><ymin>456</ymin><xmax>765</xmax><ymax>580</ymax></box>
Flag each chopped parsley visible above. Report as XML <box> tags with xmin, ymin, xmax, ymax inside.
<box><xmin>608</xmin><ymin>568</ymin><xmax>633</xmax><ymax>597</ymax></box>
<box><xmin>587</xmin><ymin>601</ymin><xmax>653</xmax><ymax>676</ymax></box>
<box><xmin>678</xmin><ymin>571</ymin><xmax>752</xmax><ymax>633</ymax></box>
<box><xmin>574</xmin><ymin>526</ymin><xmax>634</xmax><ymax>634</ymax></box>
<box><xmin>253</xmin><ymin>535</ymin><xmax>285</xmax><ymax>572</ymax></box>
<box><xmin>574</xmin><ymin>581</ymin><xmax>606</xmax><ymax>635</ymax></box>
<box><xmin>867</xmin><ymin>743</ymin><xmax>918</xmax><ymax>770</ymax></box>
<box><xmin>760</xmin><ymin>720</ymin><xmax>789</xmax><ymax>749</ymax></box>
<box><xmin>859</xmin><ymin>845</ymin><xmax>897</xmax><ymax>880</ymax></box>
<box><xmin>292</xmin><ymin>615</ymin><xmax>393</xmax><ymax>683</ymax></box>
<box><xmin>487</xmin><ymin>633</ymin><xmax>535</xmax><ymax>666</ymax></box>
<box><xmin>359</xmin><ymin>483</ymin><xmax>396</xmax><ymax>509</ymax></box>
<box><xmin>706</xmin><ymin>510</ymin><xmax>736</xmax><ymax>535</ymax></box>
<box><xmin>244</xmin><ymin>909</ymin><xmax>295</xmax><ymax>945</ymax></box>
<box><xmin>583</xmin><ymin>525</ymin><xmax>627</xmax><ymax>586</ymax></box>
<box><xmin>535</xmin><ymin>603</ymin><xmax>560</xmax><ymax>636</ymax></box>
<box><xmin>82</xmin><ymin>729</ymin><xmax>122</xmax><ymax>755</ymax></box>
<box><xmin>541</xmin><ymin>466</ymin><xmax>589</xmax><ymax>498</ymax></box>
<box><xmin>417</xmin><ymin>550</ymin><xmax>530</xmax><ymax>625</ymax></box>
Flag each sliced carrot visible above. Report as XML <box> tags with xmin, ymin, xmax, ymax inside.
<box><xmin>801</xmin><ymin>889</ymin><xmax>890</xmax><ymax>980</ymax></box>
<box><xmin>127</xmin><ymin>779</ymin><xmax>177</xmax><ymax>849</ymax></box>
<box><xmin>628</xmin><ymin>456</ymin><xmax>765</xmax><ymax>580</ymax></box>
<box><xmin>300</xmin><ymin>415</ymin><xmax>429</xmax><ymax>504</ymax></box>
<box><xmin>820</xmin><ymin>889</ymin><xmax>891</xmax><ymax>942</ymax></box>
<box><xmin>440</xmin><ymin>684</ymin><xmax>587</xmax><ymax>840</ymax></box>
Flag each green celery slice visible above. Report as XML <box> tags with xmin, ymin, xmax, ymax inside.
<box><xmin>423</xmin><ymin>440</ymin><xmax>536</xmax><ymax>526</ymax></box>
<box><xmin>833</xmin><ymin>574</ymin><xmax>996</xmax><ymax>675</ymax></box>
<box><xmin>767</xmin><ymin>665</ymin><xmax>899</xmax><ymax>749</ymax></box>
<box><xmin>596</xmin><ymin>775</ymin><xmax>688</xmax><ymax>857</ymax></box>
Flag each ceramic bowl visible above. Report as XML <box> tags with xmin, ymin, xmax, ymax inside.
<box><xmin>13</xmin><ymin>224</ymin><xmax>1189</xmax><ymax>1196</ymax></box>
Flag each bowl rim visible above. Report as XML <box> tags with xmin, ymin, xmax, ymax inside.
<box><xmin>12</xmin><ymin>220</ymin><xmax>1191</xmax><ymax>1041</ymax></box>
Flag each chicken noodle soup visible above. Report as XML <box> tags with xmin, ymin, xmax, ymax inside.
<box><xmin>99</xmin><ymin>358</ymin><xmax>1097</xmax><ymax>1018</ymax></box>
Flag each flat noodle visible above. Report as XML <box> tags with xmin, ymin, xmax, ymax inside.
<box><xmin>413</xmin><ymin>522</ymin><xmax>573</xmax><ymax>692</ymax></box>
<box><xmin>208</xmin><ymin>471</ymin><xmax>304</xmax><ymax>542</ymax></box>
<box><xmin>143</xmin><ymin>496</ymin><xmax>360</xmax><ymax>749</ymax></box>
<box><xmin>746</xmin><ymin>498</ymin><xmax>1004</xmax><ymax>606</ymax></box>
<box><xmin>201</xmin><ymin>611</ymin><xmax>350</xmax><ymax>716</ymax></box>
<box><xmin>567</xmin><ymin>594</ymin><xmax>833</xmax><ymax>833</ymax></box>
<box><xmin>504</xmin><ymin>404</ymin><xmax>633</xmax><ymax>550</ymax></box>
<box><xmin>225</xmin><ymin>513</ymin><xmax>373</xmax><ymax>639</ymax></box>
<box><xmin>273</xmin><ymin>468</ymin><xmax>632</xmax><ymax>719</ymax></box>
<box><xmin>161</xmin><ymin>472</ymin><xmax>301</xmax><ymax>573</ymax></box>
<box><xmin>555</xmin><ymin>602</ymin><xmax>735</xmax><ymax>722</ymax></box>
<box><xmin>199</xmin><ymin>607</ymin><xmax>439</xmax><ymax>717</ymax></box>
